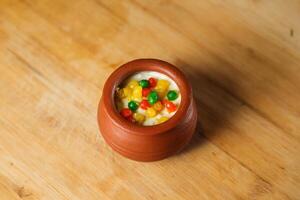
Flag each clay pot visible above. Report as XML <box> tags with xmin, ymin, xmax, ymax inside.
<box><xmin>97</xmin><ymin>59</ymin><xmax>197</xmax><ymax>161</ymax></box>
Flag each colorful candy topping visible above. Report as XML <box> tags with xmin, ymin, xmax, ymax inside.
<box><xmin>140</xmin><ymin>99</ymin><xmax>151</xmax><ymax>110</ymax></box>
<box><xmin>115</xmin><ymin>71</ymin><xmax>181</xmax><ymax>126</ymax></box>
<box><xmin>167</xmin><ymin>90</ymin><xmax>178</xmax><ymax>101</ymax></box>
<box><xmin>128</xmin><ymin>101</ymin><xmax>139</xmax><ymax>111</ymax></box>
<box><xmin>153</xmin><ymin>101</ymin><xmax>164</xmax><ymax>112</ymax></box>
<box><xmin>148</xmin><ymin>91</ymin><xmax>159</xmax><ymax>105</ymax></box>
<box><xmin>155</xmin><ymin>79</ymin><xmax>170</xmax><ymax>99</ymax></box>
<box><xmin>139</xmin><ymin>79</ymin><xmax>150</xmax><ymax>88</ymax></box>
<box><xmin>164</xmin><ymin>100</ymin><xmax>177</xmax><ymax>113</ymax></box>
<box><xmin>156</xmin><ymin>116</ymin><xmax>169</xmax><ymax>124</ymax></box>
<box><xmin>120</xmin><ymin>108</ymin><xmax>132</xmax><ymax>118</ymax></box>
<box><xmin>148</xmin><ymin>77</ymin><xmax>157</xmax><ymax>87</ymax></box>
<box><xmin>146</xmin><ymin>107</ymin><xmax>157</xmax><ymax>118</ymax></box>
<box><xmin>133</xmin><ymin>113</ymin><xmax>145</xmax><ymax>124</ymax></box>
<box><xmin>142</xmin><ymin>88</ymin><xmax>151</xmax><ymax>97</ymax></box>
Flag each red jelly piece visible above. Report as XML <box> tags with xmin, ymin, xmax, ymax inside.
<box><xmin>120</xmin><ymin>108</ymin><xmax>132</xmax><ymax>118</ymax></box>
<box><xmin>140</xmin><ymin>99</ymin><xmax>151</xmax><ymax>110</ymax></box>
<box><xmin>162</xmin><ymin>99</ymin><xmax>168</xmax><ymax>106</ymax></box>
<box><xmin>148</xmin><ymin>77</ymin><xmax>157</xmax><ymax>88</ymax></box>
<box><xmin>126</xmin><ymin>115</ymin><xmax>135</xmax><ymax>122</ymax></box>
<box><xmin>142</xmin><ymin>88</ymin><xmax>151</xmax><ymax>97</ymax></box>
<box><xmin>165</xmin><ymin>100</ymin><xmax>177</xmax><ymax>112</ymax></box>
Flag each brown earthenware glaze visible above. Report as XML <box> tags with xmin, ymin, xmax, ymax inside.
<box><xmin>97</xmin><ymin>59</ymin><xmax>197</xmax><ymax>161</ymax></box>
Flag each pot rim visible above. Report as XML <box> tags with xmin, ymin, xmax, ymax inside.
<box><xmin>100</xmin><ymin>58</ymin><xmax>192</xmax><ymax>136</ymax></box>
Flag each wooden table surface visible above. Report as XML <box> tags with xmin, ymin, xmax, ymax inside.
<box><xmin>1</xmin><ymin>0</ymin><xmax>300</xmax><ymax>199</ymax></box>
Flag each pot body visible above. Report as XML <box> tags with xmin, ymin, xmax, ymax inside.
<box><xmin>97</xmin><ymin>59</ymin><xmax>197</xmax><ymax>162</ymax></box>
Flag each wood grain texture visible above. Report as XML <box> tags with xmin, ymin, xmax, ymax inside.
<box><xmin>0</xmin><ymin>0</ymin><xmax>299</xmax><ymax>199</ymax></box>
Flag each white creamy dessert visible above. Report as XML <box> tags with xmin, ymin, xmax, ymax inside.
<box><xmin>115</xmin><ymin>71</ymin><xmax>181</xmax><ymax>126</ymax></box>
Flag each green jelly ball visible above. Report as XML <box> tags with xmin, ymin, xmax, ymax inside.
<box><xmin>139</xmin><ymin>79</ymin><xmax>150</xmax><ymax>88</ymax></box>
<box><xmin>167</xmin><ymin>90</ymin><xmax>178</xmax><ymax>101</ymax></box>
<box><xmin>147</xmin><ymin>91</ymin><xmax>159</xmax><ymax>105</ymax></box>
<box><xmin>128</xmin><ymin>101</ymin><xmax>138</xmax><ymax>111</ymax></box>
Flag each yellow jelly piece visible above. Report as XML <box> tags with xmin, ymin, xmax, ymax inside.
<box><xmin>131</xmin><ymin>86</ymin><xmax>142</xmax><ymax>101</ymax></box>
<box><xmin>133</xmin><ymin>113</ymin><xmax>145</xmax><ymax>124</ymax></box>
<box><xmin>146</xmin><ymin>107</ymin><xmax>157</xmax><ymax>118</ymax></box>
<box><xmin>127</xmin><ymin>80</ymin><xmax>139</xmax><ymax>89</ymax></box>
<box><xmin>155</xmin><ymin>80</ymin><xmax>170</xmax><ymax>98</ymax></box>
<box><xmin>156</xmin><ymin>116</ymin><xmax>169</xmax><ymax>124</ymax></box>
<box><xmin>120</xmin><ymin>87</ymin><xmax>131</xmax><ymax>100</ymax></box>
<box><xmin>153</xmin><ymin>101</ymin><xmax>164</xmax><ymax>112</ymax></box>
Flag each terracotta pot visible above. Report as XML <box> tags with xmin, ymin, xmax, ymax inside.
<box><xmin>97</xmin><ymin>59</ymin><xmax>197</xmax><ymax>161</ymax></box>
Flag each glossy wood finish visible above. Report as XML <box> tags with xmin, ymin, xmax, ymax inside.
<box><xmin>0</xmin><ymin>0</ymin><xmax>299</xmax><ymax>199</ymax></box>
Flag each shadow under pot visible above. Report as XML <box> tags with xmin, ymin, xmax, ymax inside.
<box><xmin>98</xmin><ymin>59</ymin><xmax>197</xmax><ymax>162</ymax></box>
